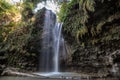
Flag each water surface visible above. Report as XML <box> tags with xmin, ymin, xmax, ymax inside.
<box><xmin>0</xmin><ymin>76</ymin><xmax>78</xmax><ymax>80</ymax></box>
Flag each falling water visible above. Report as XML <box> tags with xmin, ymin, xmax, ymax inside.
<box><xmin>53</xmin><ymin>23</ymin><xmax>63</xmax><ymax>72</ymax></box>
<box><xmin>39</xmin><ymin>9</ymin><xmax>64</xmax><ymax>72</ymax></box>
<box><xmin>40</xmin><ymin>10</ymin><xmax>54</xmax><ymax>72</ymax></box>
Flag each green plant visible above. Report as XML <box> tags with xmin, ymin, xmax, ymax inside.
<box><xmin>59</xmin><ymin>0</ymin><xmax>120</xmax><ymax>46</ymax></box>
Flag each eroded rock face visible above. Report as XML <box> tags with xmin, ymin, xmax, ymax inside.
<box><xmin>63</xmin><ymin>40</ymin><xmax>120</xmax><ymax>78</ymax></box>
<box><xmin>0</xmin><ymin>65</ymin><xmax>5</xmax><ymax>75</ymax></box>
<box><xmin>0</xmin><ymin>8</ymin><xmax>47</xmax><ymax>74</ymax></box>
<box><xmin>61</xmin><ymin>0</ymin><xmax>120</xmax><ymax>78</ymax></box>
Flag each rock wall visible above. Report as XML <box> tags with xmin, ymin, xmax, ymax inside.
<box><xmin>0</xmin><ymin>8</ymin><xmax>48</xmax><ymax>75</ymax></box>
<box><xmin>61</xmin><ymin>0</ymin><xmax>120</xmax><ymax>78</ymax></box>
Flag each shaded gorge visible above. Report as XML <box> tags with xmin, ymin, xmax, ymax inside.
<box><xmin>0</xmin><ymin>0</ymin><xmax>120</xmax><ymax>80</ymax></box>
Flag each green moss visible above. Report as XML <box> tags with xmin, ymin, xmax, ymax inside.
<box><xmin>59</xmin><ymin>0</ymin><xmax>120</xmax><ymax>46</ymax></box>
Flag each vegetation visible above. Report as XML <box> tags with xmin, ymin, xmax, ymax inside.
<box><xmin>58</xmin><ymin>0</ymin><xmax>120</xmax><ymax>75</ymax></box>
<box><xmin>0</xmin><ymin>0</ymin><xmax>21</xmax><ymax>43</ymax></box>
<box><xmin>0</xmin><ymin>0</ymin><xmax>120</xmax><ymax>77</ymax></box>
<box><xmin>0</xmin><ymin>0</ymin><xmax>51</xmax><ymax>72</ymax></box>
<box><xmin>59</xmin><ymin>0</ymin><xmax>120</xmax><ymax>46</ymax></box>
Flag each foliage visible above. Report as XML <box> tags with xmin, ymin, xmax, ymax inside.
<box><xmin>59</xmin><ymin>0</ymin><xmax>120</xmax><ymax>46</ymax></box>
<box><xmin>0</xmin><ymin>0</ymin><xmax>46</xmax><ymax>68</ymax></box>
<box><xmin>21</xmin><ymin>1</ymin><xmax>34</xmax><ymax>21</ymax></box>
<box><xmin>5</xmin><ymin>22</ymin><xmax>34</xmax><ymax>66</ymax></box>
<box><xmin>57</xmin><ymin>2</ymin><xmax>67</xmax><ymax>22</ymax></box>
<box><xmin>58</xmin><ymin>0</ymin><xmax>95</xmax><ymax>44</ymax></box>
<box><xmin>3</xmin><ymin>7</ymin><xmax>47</xmax><ymax>68</ymax></box>
<box><xmin>0</xmin><ymin>0</ymin><xmax>21</xmax><ymax>43</ymax></box>
<box><xmin>24</xmin><ymin>0</ymin><xmax>48</xmax><ymax>7</ymax></box>
<box><xmin>0</xmin><ymin>0</ymin><xmax>37</xmax><ymax>68</ymax></box>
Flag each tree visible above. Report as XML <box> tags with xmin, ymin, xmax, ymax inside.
<box><xmin>0</xmin><ymin>0</ymin><xmax>21</xmax><ymax>43</ymax></box>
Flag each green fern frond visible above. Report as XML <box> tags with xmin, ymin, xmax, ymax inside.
<box><xmin>86</xmin><ymin>0</ymin><xmax>95</xmax><ymax>12</ymax></box>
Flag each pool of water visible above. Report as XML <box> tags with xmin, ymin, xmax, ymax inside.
<box><xmin>34</xmin><ymin>72</ymin><xmax>80</xmax><ymax>77</ymax></box>
<box><xmin>0</xmin><ymin>76</ymin><xmax>80</xmax><ymax>80</ymax></box>
<box><xmin>0</xmin><ymin>76</ymin><xmax>118</xmax><ymax>80</ymax></box>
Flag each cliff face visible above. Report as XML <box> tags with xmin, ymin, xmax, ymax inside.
<box><xmin>0</xmin><ymin>8</ymin><xmax>47</xmax><ymax>74</ymax></box>
<box><xmin>60</xmin><ymin>0</ymin><xmax>120</xmax><ymax>77</ymax></box>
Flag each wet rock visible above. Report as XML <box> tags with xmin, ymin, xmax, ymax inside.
<box><xmin>1</xmin><ymin>67</ymin><xmax>19</xmax><ymax>76</ymax></box>
<box><xmin>64</xmin><ymin>40</ymin><xmax>120</xmax><ymax>78</ymax></box>
<box><xmin>0</xmin><ymin>65</ymin><xmax>5</xmax><ymax>75</ymax></box>
<box><xmin>1</xmin><ymin>67</ymin><xmax>36</xmax><ymax>77</ymax></box>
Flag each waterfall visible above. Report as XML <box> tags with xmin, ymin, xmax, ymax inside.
<box><xmin>53</xmin><ymin>23</ymin><xmax>63</xmax><ymax>72</ymax></box>
<box><xmin>39</xmin><ymin>10</ymin><xmax>54</xmax><ymax>72</ymax></box>
<box><xmin>39</xmin><ymin>9</ymin><xmax>65</xmax><ymax>72</ymax></box>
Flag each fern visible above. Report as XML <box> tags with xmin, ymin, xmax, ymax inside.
<box><xmin>59</xmin><ymin>0</ymin><xmax>120</xmax><ymax>46</ymax></box>
<box><xmin>78</xmin><ymin>0</ymin><xmax>95</xmax><ymax>12</ymax></box>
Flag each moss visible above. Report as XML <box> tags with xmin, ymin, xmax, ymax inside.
<box><xmin>59</xmin><ymin>1</ymin><xmax>120</xmax><ymax>73</ymax></box>
<box><xmin>0</xmin><ymin>7</ymin><xmax>46</xmax><ymax>71</ymax></box>
<box><xmin>59</xmin><ymin>0</ymin><xmax>120</xmax><ymax>46</ymax></box>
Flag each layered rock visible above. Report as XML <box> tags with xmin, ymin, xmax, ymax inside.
<box><xmin>61</xmin><ymin>0</ymin><xmax>120</xmax><ymax>78</ymax></box>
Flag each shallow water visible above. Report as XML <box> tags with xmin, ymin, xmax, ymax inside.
<box><xmin>0</xmin><ymin>76</ymin><xmax>119</xmax><ymax>80</ymax></box>
<box><xmin>32</xmin><ymin>72</ymin><xmax>120</xmax><ymax>80</ymax></box>
<box><xmin>34</xmin><ymin>72</ymin><xmax>80</xmax><ymax>77</ymax></box>
<box><xmin>0</xmin><ymin>76</ymin><xmax>79</xmax><ymax>80</ymax></box>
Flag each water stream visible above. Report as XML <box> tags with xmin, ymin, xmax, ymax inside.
<box><xmin>53</xmin><ymin>23</ymin><xmax>63</xmax><ymax>72</ymax></box>
<box><xmin>39</xmin><ymin>10</ymin><xmax>64</xmax><ymax>73</ymax></box>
